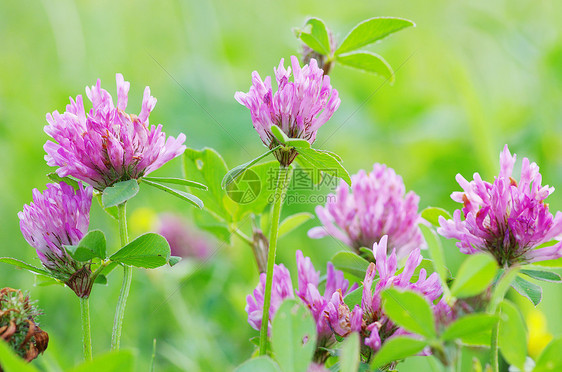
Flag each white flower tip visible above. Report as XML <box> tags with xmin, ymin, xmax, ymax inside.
<box><xmin>307</xmin><ymin>227</ymin><xmax>327</xmax><ymax>239</ymax></box>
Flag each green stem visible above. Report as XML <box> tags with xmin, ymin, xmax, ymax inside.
<box><xmin>491</xmin><ymin>321</ymin><xmax>500</xmax><ymax>372</ymax></box>
<box><xmin>488</xmin><ymin>267</ymin><xmax>513</xmax><ymax>372</ymax></box>
<box><xmin>80</xmin><ymin>297</ymin><xmax>92</xmax><ymax>361</ymax></box>
<box><xmin>456</xmin><ymin>343</ymin><xmax>462</xmax><ymax>372</ymax></box>
<box><xmin>111</xmin><ymin>202</ymin><xmax>132</xmax><ymax>350</ymax></box>
<box><xmin>231</xmin><ymin>227</ymin><xmax>253</xmax><ymax>246</ymax></box>
<box><xmin>259</xmin><ymin>165</ymin><xmax>291</xmax><ymax>355</ymax></box>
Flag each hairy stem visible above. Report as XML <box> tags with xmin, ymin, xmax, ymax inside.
<box><xmin>259</xmin><ymin>165</ymin><xmax>291</xmax><ymax>355</ymax></box>
<box><xmin>111</xmin><ymin>202</ymin><xmax>132</xmax><ymax>350</ymax></box>
<box><xmin>488</xmin><ymin>267</ymin><xmax>515</xmax><ymax>372</ymax></box>
<box><xmin>80</xmin><ymin>297</ymin><xmax>92</xmax><ymax>361</ymax></box>
<box><xmin>231</xmin><ymin>227</ymin><xmax>253</xmax><ymax>246</ymax></box>
<box><xmin>491</xmin><ymin>321</ymin><xmax>499</xmax><ymax>372</ymax></box>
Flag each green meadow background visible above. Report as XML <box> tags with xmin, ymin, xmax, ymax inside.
<box><xmin>1</xmin><ymin>0</ymin><xmax>561</xmax><ymax>370</ymax></box>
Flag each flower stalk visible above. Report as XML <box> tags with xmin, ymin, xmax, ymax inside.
<box><xmin>491</xmin><ymin>322</ymin><xmax>500</xmax><ymax>372</ymax></box>
<box><xmin>259</xmin><ymin>165</ymin><xmax>292</xmax><ymax>355</ymax></box>
<box><xmin>111</xmin><ymin>202</ymin><xmax>131</xmax><ymax>350</ymax></box>
<box><xmin>79</xmin><ymin>297</ymin><xmax>92</xmax><ymax>360</ymax></box>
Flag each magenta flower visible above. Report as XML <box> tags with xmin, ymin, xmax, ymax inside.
<box><xmin>18</xmin><ymin>182</ymin><xmax>94</xmax><ymax>297</ymax></box>
<box><xmin>295</xmin><ymin>251</ymin><xmax>357</xmax><ymax>339</ymax></box>
<box><xmin>246</xmin><ymin>263</ymin><xmax>294</xmax><ymax>333</ymax></box>
<box><xmin>157</xmin><ymin>213</ymin><xmax>211</xmax><ymax>260</ymax></box>
<box><xmin>307</xmin><ymin>363</ymin><xmax>330</xmax><ymax>372</ymax></box>
<box><xmin>309</xmin><ymin>164</ymin><xmax>424</xmax><ymax>259</ymax></box>
<box><xmin>235</xmin><ymin>56</ymin><xmax>340</xmax><ymax>166</ymax></box>
<box><xmin>44</xmin><ymin>74</ymin><xmax>186</xmax><ymax>190</ymax></box>
<box><xmin>325</xmin><ymin>236</ymin><xmax>444</xmax><ymax>353</ymax></box>
<box><xmin>438</xmin><ymin>145</ymin><xmax>562</xmax><ymax>266</ymax></box>
<box><xmin>245</xmin><ymin>250</ymin><xmax>355</xmax><ymax>339</ymax></box>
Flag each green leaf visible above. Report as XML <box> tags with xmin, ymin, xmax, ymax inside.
<box><xmin>183</xmin><ymin>148</ymin><xmax>230</xmax><ymax>220</ymax></box>
<box><xmin>459</xmin><ymin>330</ymin><xmax>493</xmax><ymax>347</ymax></box>
<box><xmin>169</xmin><ymin>256</ymin><xmax>182</xmax><ymax>267</ymax></box>
<box><xmin>34</xmin><ymin>275</ymin><xmax>63</xmax><ymax>287</ymax></box>
<box><xmin>336</xmin><ymin>51</ymin><xmax>394</xmax><ymax>81</ymax></box>
<box><xmin>512</xmin><ymin>275</ymin><xmax>542</xmax><ymax>306</ymax></box>
<box><xmin>488</xmin><ymin>267</ymin><xmax>520</xmax><ymax>313</ymax></box>
<box><xmin>142</xmin><ymin>177</ymin><xmax>207</xmax><ymax>190</ymax></box>
<box><xmin>498</xmin><ymin>300</ymin><xmax>527</xmax><ymax>370</ymax></box>
<box><xmin>297</xmin><ymin>147</ymin><xmax>351</xmax><ymax>186</ymax></box>
<box><xmin>285</xmin><ymin>138</ymin><xmax>311</xmax><ymax>149</ymax></box>
<box><xmin>331</xmin><ymin>251</ymin><xmax>370</xmax><ymax>279</ymax></box>
<box><xmin>222</xmin><ymin>146</ymin><xmax>281</xmax><ymax>189</ymax></box>
<box><xmin>533</xmin><ymin>337</ymin><xmax>562</xmax><ymax>372</ymax></box>
<box><xmin>534</xmin><ymin>256</ymin><xmax>562</xmax><ymax>267</ymax></box>
<box><xmin>142</xmin><ymin>179</ymin><xmax>203</xmax><ymax>209</ymax></box>
<box><xmin>193</xmin><ymin>211</ymin><xmax>231</xmax><ymax>244</ymax></box>
<box><xmin>260</xmin><ymin>209</ymin><xmax>271</xmax><ymax>236</ymax></box>
<box><xmin>0</xmin><ymin>257</ymin><xmax>50</xmax><ymax>276</ymax></box>
<box><xmin>395</xmin><ymin>258</ymin><xmax>451</xmax><ymax>284</ymax></box>
<box><xmin>102</xmin><ymin>180</ymin><xmax>139</xmax><ymax>208</ymax></box>
<box><xmin>270</xmin><ymin>125</ymin><xmax>290</xmax><ymax>144</ymax></box>
<box><xmin>336</xmin><ymin>17</ymin><xmax>415</xmax><ymax>55</ymax></box>
<box><xmin>110</xmin><ymin>233</ymin><xmax>171</xmax><ymax>269</ymax></box>
<box><xmin>104</xmin><ymin>206</ymin><xmax>119</xmax><ymax>219</ymax></box>
<box><xmin>69</xmin><ymin>350</ymin><xmax>135</xmax><ymax>372</ymax></box>
<box><xmin>316</xmin><ymin>149</ymin><xmax>343</xmax><ymax>162</ymax></box>
<box><xmin>371</xmin><ymin>336</ymin><xmax>427</xmax><ymax>369</ymax></box>
<box><xmin>340</xmin><ymin>332</ymin><xmax>360</xmax><ymax>372</ymax></box>
<box><xmin>296</xmin><ymin>17</ymin><xmax>331</xmax><ymax>55</ymax></box>
<box><xmin>95</xmin><ymin>193</ymin><xmax>119</xmax><ymax>219</ymax></box>
<box><xmin>47</xmin><ymin>172</ymin><xmax>81</xmax><ymax>190</ymax></box>
<box><xmin>420</xmin><ymin>224</ymin><xmax>448</xmax><ymax>289</ymax></box>
<box><xmin>234</xmin><ymin>356</ymin><xmax>282</xmax><ymax>372</ymax></box>
<box><xmin>65</xmin><ymin>230</ymin><xmax>107</xmax><ymax>261</ymax></box>
<box><xmin>520</xmin><ymin>269</ymin><xmax>562</xmax><ymax>283</ymax></box>
<box><xmin>358</xmin><ymin>247</ymin><xmax>373</xmax><ymax>259</ymax></box>
<box><xmin>228</xmin><ymin>161</ymin><xmax>281</xmax><ymax>222</ymax></box>
<box><xmin>100</xmin><ymin>261</ymin><xmax>120</xmax><ymax>277</ymax></box>
<box><xmin>271</xmin><ymin>299</ymin><xmax>317</xmax><ymax>372</ymax></box>
<box><xmin>294</xmin><ymin>155</ymin><xmax>321</xmax><ymax>185</ymax></box>
<box><xmin>0</xmin><ymin>339</ymin><xmax>39</xmax><ymax>372</ymax></box>
<box><xmin>421</xmin><ymin>207</ymin><xmax>452</xmax><ymax>227</ymax></box>
<box><xmin>450</xmin><ymin>253</ymin><xmax>498</xmax><ymax>298</ymax></box>
<box><xmin>441</xmin><ymin>313</ymin><xmax>498</xmax><ymax>341</ymax></box>
<box><xmin>94</xmin><ymin>274</ymin><xmax>107</xmax><ymax>285</ymax></box>
<box><xmin>382</xmin><ymin>288</ymin><xmax>436</xmax><ymax>339</ymax></box>
<box><xmin>278</xmin><ymin>213</ymin><xmax>314</xmax><ymax>238</ymax></box>
<box><xmin>344</xmin><ymin>285</ymin><xmax>364</xmax><ymax>308</ymax></box>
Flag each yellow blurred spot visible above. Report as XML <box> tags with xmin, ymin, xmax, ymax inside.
<box><xmin>129</xmin><ymin>207</ymin><xmax>157</xmax><ymax>235</ymax></box>
<box><xmin>527</xmin><ymin>309</ymin><xmax>553</xmax><ymax>359</ymax></box>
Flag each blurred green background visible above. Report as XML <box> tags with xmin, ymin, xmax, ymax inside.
<box><xmin>1</xmin><ymin>0</ymin><xmax>562</xmax><ymax>370</ymax></box>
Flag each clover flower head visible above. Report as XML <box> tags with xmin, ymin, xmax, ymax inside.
<box><xmin>326</xmin><ymin>236</ymin><xmax>445</xmax><ymax>353</ymax></box>
<box><xmin>309</xmin><ymin>164</ymin><xmax>424</xmax><ymax>259</ymax></box>
<box><xmin>245</xmin><ymin>250</ymin><xmax>355</xmax><ymax>339</ymax></box>
<box><xmin>18</xmin><ymin>182</ymin><xmax>94</xmax><ymax>297</ymax></box>
<box><xmin>438</xmin><ymin>145</ymin><xmax>562</xmax><ymax>266</ymax></box>
<box><xmin>235</xmin><ymin>56</ymin><xmax>340</xmax><ymax>166</ymax></box>
<box><xmin>157</xmin><ymin>213</ymin><xmax>211</xmax><ymax>260</ymax></box>
<box><xmin>44</xmin><ymin>73</ymin><xmax>186</xmax><ymax>190</ymax></box>
<box><xmin>295</xmin><ymin>251</ymin><xmax>357</xmax><ymax>338</ymax></box>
